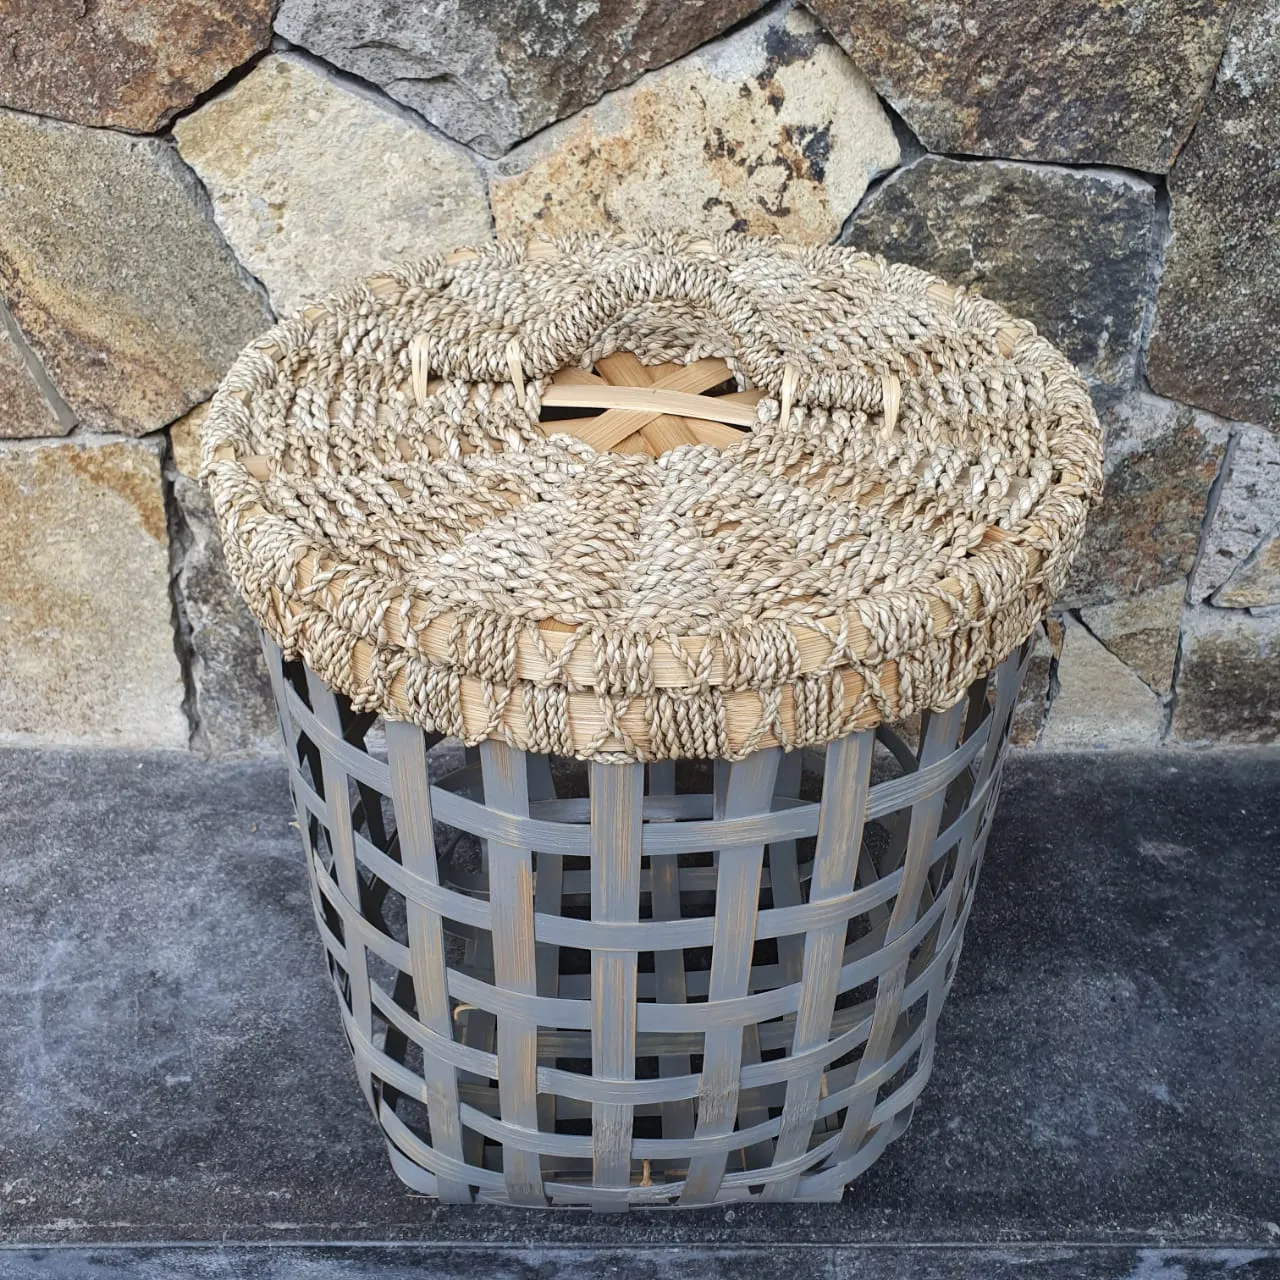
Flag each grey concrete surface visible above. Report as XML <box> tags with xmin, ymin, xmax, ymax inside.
<box><xmin>0</xmin><ymin>1243</ymin><xmax>1278</xmax><ymax>1278</ymax></box>
<box><xmin>0</xmin><ymin>747</ymin><xmax>1278</xmax><ymax>1273</ymax></box>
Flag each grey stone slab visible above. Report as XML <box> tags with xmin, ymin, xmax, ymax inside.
<box><xmin>844</xmin><ymin>158</ymin><xmax>1157</xmax><ymax>398</ymax></box>
<box><xmin>169</xmin><ymin>408</ymin><xmax>284</xmax><ymax>758</ymax></box>
<box><xmin>1146</xmin><ymin>0</ymin><xmax>1280</xmax><ymax>429</ymax></box>
<box><xmin>0</xmin><ymin>1245</ymin><xmax>1277</xmax><ymax>1278</ymax></box>
<box><xmin>0</xmin><ymin>748</ymin><xmax>1278</xmax><ymax>1248</ymax></box>
<box><xmin>809</xmin><ymin>0</ymin><xmax>1233</xmax><ymax>172</ymax></box>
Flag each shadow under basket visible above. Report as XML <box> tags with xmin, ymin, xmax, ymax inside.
<box><xmin>261</xmin><ymin>632</ymin><xmax>1029</xmax><ymax>1210</ymax></box>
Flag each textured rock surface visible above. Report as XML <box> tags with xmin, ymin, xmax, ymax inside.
<box><xmin>1172</xmin><ymin>609</ymin><xmax>1280</xmax><ymax>743</ymax></box>
<box><xmin>275</xmin><ymin>0</ymin><xmax>768</xmax><ymax>156</ymax></box>
<box><xmin>1147</xmin><ymin>0</ymin><xmax>1280</xmax><ymax>429</ymax></box>
<box><xmin>845</xmin><ymin>158</ymin><xmax>1156</xmax><ymax>395</ymax></box>
<box><xmin>1080</xmin><ymin>583</ymin><xmax>1186</xmax><ymax>695</ymax></box>
<box><xmin>174</xmin><ymin>55</ymin><xmax>493</xmax><ymax>316</ymax></box>
<box><xmin>170</xmin><ymin>408</ymin><xmax>279</xmax><ymax>757</ymax></box>
<box><xmin>1040</xmin><ymin>618</ymin><xmax>1164</xmax><ymax>750</ymax></box>
<box><xmin>1213</xmin><ymin>532</ymin><xmax>1280</xmax><ymax>610</ymax></box>
<box><xmin>809</xmin><ymin>0</ymin><xmax>1233</xmax><ymax>171</ymax></box>
<box><xmin>0</xmin><ymin>0</ymin><xmax>274</xmax><ymax>132</ymax></box>
<box><xmin>491</xmin><ymin>7</ymin><xmax>897</xmax><ymax>242</ymax></box>
<box><xmin>1190</xmin><ymin>426</ymin><xmax>1280</xmax><ymax>604</ymax></box>
<box><xmin>1065</xmin><ymin>395</ymin><xmax>1227</xmax><ymax>607</ymax></box>
<box><xmin>0</xmin><ymin>315</ymin><xmax>67</xmax><ymax>439</ymax></box>
<box><xmin>0</xmin><ymin>438</ymin><xmax>186</xmax><ymax>748</ymax></box>
<box><xmin>1009</xmin><ymin>619</ymin><xmax>1063</xmax><ymax>747</ymax></box>
<box><xmin>0</xmin><ymin>111</ymin><xmax>270</xmax><ymax>437</ymax></box>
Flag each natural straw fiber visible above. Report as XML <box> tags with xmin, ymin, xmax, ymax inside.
<box><xmin>202</xmin><ymin>232</ymin><xmax>1103</xmax><ymax>762</ymax></box>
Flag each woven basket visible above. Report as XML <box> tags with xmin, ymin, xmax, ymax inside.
<box><xmin>204</xmin><ymin>233</ymin><xmax>1102</xmax><ymax>1207</ymax></box>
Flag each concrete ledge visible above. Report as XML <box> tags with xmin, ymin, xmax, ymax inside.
<box><xmin>1</xmin><ymin>1243</ymin><xmax>1279</xmax><ymax>1278</ymax></box>
<box><xmin>1</xmin><ymin>748</ymin><xmax>1277</xmax><ymax>1262</ymax></box>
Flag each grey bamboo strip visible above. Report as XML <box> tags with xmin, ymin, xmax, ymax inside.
<box><xmin>827</xmin><ymin>701</ymin><xmax>967</xmax><ymax>1167</ymax></box>
<box><xmin>384</xmin><ymin>720</ymin><xmax>471</xmax><ymax>1203</ymax></box>
<box><xmin>764</xmin><ymin>729</ymin><xmax>876</xmax><ymax>1201</ymax></box>
<box><xmin>647</xmin><ymin>760</ymin><xmax>697</xmax><ymax>1145</ymax></box>
<box><xmin>527</xmin><ymin>753</ymin><xmax>563</xmax><ymax>1140</ymax></box>
<box><xmin>681</xmin><ymin>748</ymin><xmax>781</xmax><ymax>1205</ymax></box>
<box><xmin>588</xmin><ymin>762</ymin><xmax>644</xmax><ymax>1195</ymax></box>
<box><xmin>478</xmin><ymin>740</ymin><xmax>546</xmax><ymax>1205</ymax></box>
<box><xmin>305</xmin><ymin>672</ymin><xmax>377</xmax><ymax>1115</ymax></box>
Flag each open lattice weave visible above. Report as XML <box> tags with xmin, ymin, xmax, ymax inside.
<box><xmin>203</xmin><ymin>233</ymin><xmax>1103</xmax><ymax>762</ymax></box>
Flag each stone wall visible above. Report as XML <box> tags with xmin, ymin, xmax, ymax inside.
<box><xmin>2</xmin><ymin>0</ymin><xmax>1276</xmax><ymax>755</ymax></box>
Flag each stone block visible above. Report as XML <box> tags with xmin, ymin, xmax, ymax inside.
<box><xmin>170</xmin><ymin>408</ymin><xmax>279</xmax><ymax>757</ymax></box>
<box><xmin>1040</xmin><ymin>617</ymin><xmax>1164</xmax><ymax>750</ymax></box>
<box><xmin>491</xmin><ymin>7</ymin><xmax>897</xmax><ymax>243</ymax></box>
<box><xmin>0</xmin><ymin>110</ymin><xmax>270</xmax><ymax>437</ymax></box>
<box><xmin>0</xmin><ymin>0</ymin><xmax>273</xmax><ymax>131</ymax></box>
<box><xmin>809</xmin><ymin>0</ymin><xmax>1233</xmax><ymax>171</ymax></box>
<box><xmin>1066</xmin><ymin>394</ymin><xmax>1227</xmax><ymax>607</ymax></box>
<box><xmin>1172</xmin><ymin>608</ymin><xmax>1280</xmax><ymax>744</ymax></box>
<box><xmin>845</xmin><ymin>158</ymin><xmax>1157</xmax><ymax>396</ymax></box>
<box><xmin>0</xmin><ymin>437</ymin><xmax>187</xmax><ymax>749</ymax></box>
<box><xmin>174</xmin><ymin>54</ymin><xmax>493</xmax><ymax>316</ymax></box>
<box><xmin>1190</xmin><ymin>425</ymin><xmax>1280</xmax><ymax>605</ymax></box>
<box><xmin>1147</xmin><ymin>0</ymin><xmax>1280</xmax><ymax>429</ymax></box>
<box><xmin>276</xmin><ymin>0</ymin><xmax>769</xmax><ymax>156</ymax></box>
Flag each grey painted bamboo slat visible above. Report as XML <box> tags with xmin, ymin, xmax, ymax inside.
<box><xmin>589</xmin><ymin>762</ymin><xmax>644</xmax><ymax>1194</ymax></box>
<box><xmin>824</xmin><ymin>700</ymin><xmax>967</xmax><ymax>1173</ymax></box>
<box><xmin>681</xmin><ymin>747</ymin><xmax>780</xmax><ymax>1205</ymax></box>
<box><xmin>384</xmin><ymin>720</ymin><xmax>471</xmax><ymax>1203</ymax></box>
<box><xmin>647</xmin><ymin>760</ymin><xmax>696</xmax><ymax>1144</ymax></box>
<box><xmin>479</xmin><ymin>740</ymin><xmax>546</xmax><ymax>1205</ymax></box>
<box><xmin>764</xmin><ymin>729</ymin><xmax>876</xmax><ymax>1201</ymax></box>
<box><xmin>303</xmin><ymin>671</ymin><xmax>378</xmax><ymax>1114</ymax></box>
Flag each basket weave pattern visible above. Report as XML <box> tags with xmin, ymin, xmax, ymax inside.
<box><xmin>265</xmin><ymin>634</ymin><xmax>1028</xmax><ymax>1207</ymax></box>
<box><xmin>204</xmin><ymin>234</ymin><xmax>1102</xmax><ymax>763</ymax></box>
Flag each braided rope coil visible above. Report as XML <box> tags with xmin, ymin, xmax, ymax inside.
<box><xmin>202</xmin><ymin>232</ymin><xmax>1103</xmax><ymax>762</ymax></box>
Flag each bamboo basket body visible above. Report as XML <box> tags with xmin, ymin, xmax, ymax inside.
<box><xmin>262</xmin><ymin>633</ymin><xmax>1028</xmax><ymax>1209</ymax></box>
<box><xmin>206</xmin><ymin>235</ymin><xmax>1100</xmax><ymax>1210</ymax></box>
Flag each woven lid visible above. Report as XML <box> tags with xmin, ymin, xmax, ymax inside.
<box><xmin>202</xmin><ymin>232</ymin><xmax>1103</xmax><ymax>762</ymax></box>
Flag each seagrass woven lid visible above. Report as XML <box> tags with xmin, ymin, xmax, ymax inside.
<box><xmin>202</xmin><ymin>232</ymin><xmax>1103</xmax><ymax>762</ymax></box>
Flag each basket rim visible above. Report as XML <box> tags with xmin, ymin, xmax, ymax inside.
<box><xmin>201</xmin><ymin>231</ymin><xmax>1103</xmax><ymax>761</ymax></box>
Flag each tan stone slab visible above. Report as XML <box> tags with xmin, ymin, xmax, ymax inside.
<box><xmin>0</xmin><ymin>437</ymin><xmax>187</xmax><ymax>749</ymax></box>
<box><xmin>1213</xmin><ymin>532</ymin><xmax>1280</xmax><ymax>610</ymax></box>
<box><xmin>175</xmin><ymin>55</ymin><xmax>493</xmax><ymax>316</ymax></box>
<box><xmin>491</xmin><ymin>8</ymin><xmax>898</xmax><ymax>243</ymax></box>
<box><xmin>1080</xmin><ymin>582</ymin><xmax>1186</xmax><ymax>696</ymax></box>
<box><xmin>0</xmin><ymin>109</ymin><xmax>271</xmax><ymax>437</ymax></box>
<box><xmin>1040</xmin><ymin>617</ymin><xmax>1164</xmax><ymax>750</ymax></box>
<box><xmin>0</xmin><ymin>315</ymin><xmax>67</xmax><ymax>439</ymax></box>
